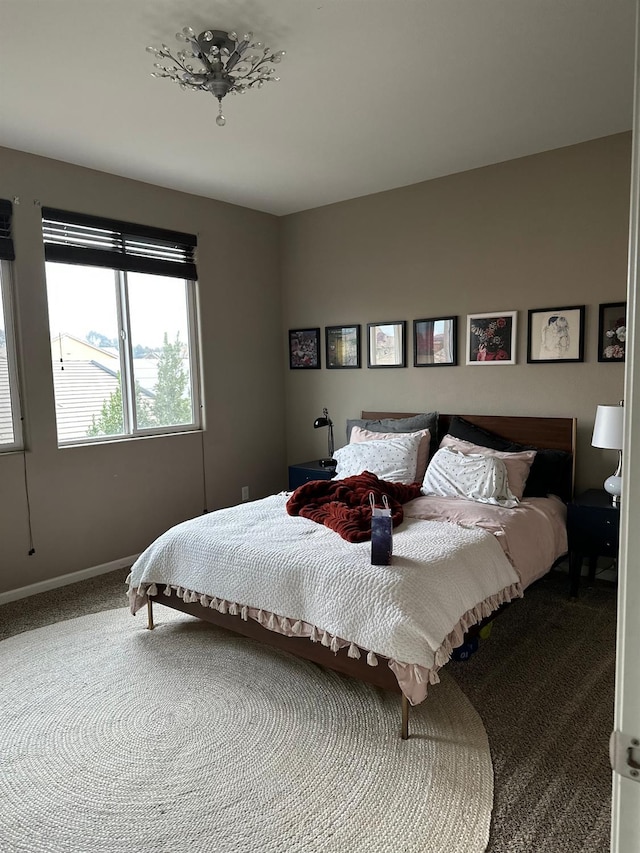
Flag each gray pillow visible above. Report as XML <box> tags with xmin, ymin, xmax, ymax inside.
<box><xmin>347</xmin><ymin>412</ymin><xmax>439</xmax><ymax>447</ymax></box>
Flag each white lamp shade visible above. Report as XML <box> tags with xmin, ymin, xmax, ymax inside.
<box><xmin>592</xmin><ymin>404</ymin><xmax>624</xmax><ymax>450</ymax></box>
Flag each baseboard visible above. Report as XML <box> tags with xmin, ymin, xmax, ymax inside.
<box><xmin>0</xmin><ymin>554</ymin><xmax>140</xmax><ymax>605</ymax></box>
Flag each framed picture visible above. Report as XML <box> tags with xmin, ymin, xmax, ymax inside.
<box><xmin>414</xmin><ymin>316</ymin><xmax>457</xmax><ymax>367</ymax></box>
<box><xmin>288</xmin><ymin>328</ymin><xmax>321</xmax><ymax>369</ymax></box>
<box><xmin>598</xmin><ymin>302</ymin><xmax>626</xmax><ymax>362</ymax></box>
<box><xmin>466</xmin><ymin>311</ymin><xmax>517</xmax><ymax>365</ymax></box>
<box><xmin>527</xmin><ymin>306</ymin><xmax>585</xmax><ymax>363</ymax></box>
<box><xmin>367</xmin><ymin>321</ymin><xmax>406</xmax><ymax>368</ymax></box>
<box><xmin>325</xmin><ymin>324</ymin><xmax>361</xmax><ymax>369</ymax></box>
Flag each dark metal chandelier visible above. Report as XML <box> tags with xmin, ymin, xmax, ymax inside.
<box><xmin>147</xmin><ymin>27</ymin><xmax>285</xmax><ymax>126</ymax></box>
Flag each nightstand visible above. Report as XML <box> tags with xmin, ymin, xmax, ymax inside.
<box><xmin>288</xmin><ymin>460</ymin><xmax>335</xmax><ymax>491</ymax></box>
<box><xmin>567</xmin><ymin>489</ymin><xmax>620</xmax><ymax>598</ymax></box>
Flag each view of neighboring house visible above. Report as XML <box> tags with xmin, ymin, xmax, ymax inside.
<box><xmin>51</xmin><ymin>360</ymin><xmax>120</xmax><ymax>442</ymax></box>
<box><xmin>0</xmin><ymin>349</ymin><xmax>13</xmax><ymax>444</ymax></box>
<box><xmin>50</xmin><ymin>334</ymin><xmax>121</xmax><ymax>441</ymax></box>
<box><xmin>49</xmin><ymin>333</ymin><xmax>190</xmax><ymax>441</ymax></box>
<box><xmin>51</xmin><ymin>333</ymin><xmax>119</xmax><ymax>367</ymax></box>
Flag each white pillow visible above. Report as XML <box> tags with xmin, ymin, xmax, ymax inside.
<box><xmin>439</xmin><ymin>434</ymin><xmax>536</xmax><ymax>500</ymax></box>
<box><xmin>333</xmin><ymin>433</ymin><xmax>422</xmax><ymax>484</ymax></box>
<box><xmin>422</xmin><ymin>447</ymin><xmax>519</xmax><ymax>507</ymax></box>
<box><xmin>349</xmin><ymin>425</ymin><xmax>431</xmax><ymax>481</ymax></box>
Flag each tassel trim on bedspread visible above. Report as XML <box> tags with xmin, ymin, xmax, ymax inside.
<box><xmin>388</xmin><ymin>580</ymin><xmax>522</xmax><ymax>703</ymax></box>
<box><xmin>128</xmin><ymin>578</ymin><xmax>522</xmax><ymax>707</ymax></box>
<box><xmin>129</xmin><ymin>581</ymin><xmax>382</xmax><ymax>668</ymax></box>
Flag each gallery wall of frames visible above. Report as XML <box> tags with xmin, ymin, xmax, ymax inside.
<box><xmin>288</xmin><ymin>303</ymin><xmax>626</xmax><ymax>371</ymax></box>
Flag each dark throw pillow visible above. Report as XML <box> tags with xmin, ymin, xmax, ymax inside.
<box><xmin>446</xmin><ymin>416</ymin><xmax>513</xmax><ymax>452</ymax></box>
<box><xmin>445</xmin><ymin>415</ymin><xmax>572</xmax><ymax>501</ymax></box>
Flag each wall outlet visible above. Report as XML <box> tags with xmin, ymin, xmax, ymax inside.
<box><xmin>241</xmin><ymin>486</ymin><xmax>250</xmax><ymax>502</ymax></box>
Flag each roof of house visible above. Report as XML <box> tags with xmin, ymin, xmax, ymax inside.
<box><xmin>51</xmin><ymin>360</ymin><xmax>121</xmax><ymax>442</ymax></box>
<box><xmin>3</xmin><ymin>347</ymin><xmax>191</xmax><ymax>444</ymax></box>
<box><xmin>0</xmin><ymin>351</ymin><xmax>15</xmax><ymax>445</ymax></box>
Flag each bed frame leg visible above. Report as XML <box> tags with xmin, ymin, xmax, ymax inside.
<box><xmin>401</xmin><ymin>694</ymin><xmax>410</xmax><ymax>740</ymax></box>
<box><xmin>147</xmin><ymin>598</ymin><xmax>155</xmax><ymax>630</ymax></box>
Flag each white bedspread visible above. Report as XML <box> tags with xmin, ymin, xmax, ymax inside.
<box><xmin>128</xmin><ymin>493</ymin><xmax>521</xmax><ymax>697</ymax></box>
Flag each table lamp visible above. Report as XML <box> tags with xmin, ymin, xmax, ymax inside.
<box><xmin>591</xmin><ymin>401</ymin><xmax>624</xmax><ymax>506</ymax></box>
<box><xmin>313</xmin><ymin>407</ymin><xmax>336</xmax><ymax>467</ymax></box>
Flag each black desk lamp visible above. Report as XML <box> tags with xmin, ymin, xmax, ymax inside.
<box><xmin>314</xmin><ymin>407</ymin><xmax>336</xmax><ymax>467</ymax></box>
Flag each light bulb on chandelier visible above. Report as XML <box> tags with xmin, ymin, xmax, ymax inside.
<box><xmin>147</xmin><ymin>27</ymin><xmax>285</xmax><ymax>126</ymax></box>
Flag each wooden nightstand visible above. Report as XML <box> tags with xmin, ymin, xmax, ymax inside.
<box><xmin>288</xmin><ymin>460</ymin><xmax>336</xmax><ymax>491</ymax></box>
<box><xmin>567</xmin><ymin>489</ymin><xmax>620</xmax><ymax>598</ymax></box>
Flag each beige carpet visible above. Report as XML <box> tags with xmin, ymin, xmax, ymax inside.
<box><xmin>0</xmin><ymin>606</ymin><xmax>494</xmax><ymax>853</ymax></box>
<box><xmin>449</xmin><ymin>569</ymin><xmax>616</xmax><ymax>853</ymax></box>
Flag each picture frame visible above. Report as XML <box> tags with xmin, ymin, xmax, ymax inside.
<box><xmin>325</xmin><ymin>324</ymin><xmax>361</xmax><ymax>369</ymax></box>
<box><xmin>288</xmin><ymin>328</ymin><xmax>321</xmax><ymax>369</ymax></box>
<box><xmin>598</xmin><ymin>302</ymin><xmax>626</xmax><ymax>362</ymax></box>
<box><xmin>367</xmin><ymin>321</ymin><xmax>406</xmax><ymax>368</ymax></box>
<box><xmin>466</xmin><ymin>311</ymin><xmax>517</xmax><ymax>365</ymax></box>
<box><xmin>413</xmin><ymin>316</ymin><xmax>458</xmax><ymax>367</ymax></box>
<box><xmin>527</xmin><ymin>306</ymin><xmax>585</xmax><ymax>364</ymax></box>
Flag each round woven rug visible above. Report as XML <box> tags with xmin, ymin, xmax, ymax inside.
<box><xmin>0</xmin><ymin>608</ymin><xmax>493</xmax><ymax>853</ymax></box>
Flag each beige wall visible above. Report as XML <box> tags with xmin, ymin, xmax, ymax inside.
<box><xmin>281</xmin><ymin>134</ymin><xmax>630</xmax><ymax>493</ymax></box>
<box><xmin>0</xmin><ymin>147</ymin><xmax>285</xmax><ymax>595</ymax></box>
<box><xmin>0</xmin><ymin>133</ymin><xmax>631</xmax><ymax>596</ymax></box>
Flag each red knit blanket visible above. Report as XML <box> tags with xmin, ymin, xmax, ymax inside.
<box><xmin>285</xmin><ymin>471</ymin><xmax>422</xmax><ymax>542</ymax></box>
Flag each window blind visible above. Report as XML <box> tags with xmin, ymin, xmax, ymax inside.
<box><xmin>41</xmin><ymin>207</ymin><xmax>197</xmax><ymax>280</ymax></box>
<box><xmin>0</xmin><ymin>199</ymin><xmax>15</xmax><ymax>261</ymax></box>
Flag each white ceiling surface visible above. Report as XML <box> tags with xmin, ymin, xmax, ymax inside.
<box><xmin>0</xmin><ymin>0</ymin><xmax>635</xmax><ymax>216</ymax></box>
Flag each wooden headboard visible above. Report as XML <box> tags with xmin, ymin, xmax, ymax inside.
<box><xmin>361</xmin><ymin>411</ymin><xmax>577</xmax><ymax>496</ymax></box>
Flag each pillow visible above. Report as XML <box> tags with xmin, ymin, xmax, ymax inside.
<box><xmin>346</xmin><ymin>412</ymin><xmax>439</xmax><ymax>448</ymax></box>
<box><xmin>439</xmin><ymin>434</ymin><xmax>536</xmax><ymax>500</ymax></box>
<box><xmin>333</xmin><ymin>433</ymin><xmax>422</xmax><ymax>484</ymax></box>
<box><xmin>446</xmin><ymin>416</ymin><xmax>572</xmax><ymax>499</ymax></box>
<box><xmin>422</xmin><ymin>447</ymin><xmax>518</xmax><ymax>506</ymax></box>
<box><xmin>518</xmin><ymin>448</ymin><xmax>573</xmax><ymax>500</ymax></box>
<box><xmin>446</xmin><ymin>416</ymin><xmax>513</xmax><ymax>452</ymax></box>
<box><xmin>422</xmin><ymin>447</ymin><xmax>518</xmax><ymax>507</ymax></box>
<box><xmin>349</xmin><ymin>425</ymin><xmax>430</xmax><ymax>481</ymax></box>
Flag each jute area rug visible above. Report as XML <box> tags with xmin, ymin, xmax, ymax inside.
<box><xmin>0</xmin><ymin>607</ymin><xmax>493</xmax><ymax>853</ymax></box>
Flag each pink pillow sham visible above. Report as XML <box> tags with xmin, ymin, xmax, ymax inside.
<box><xmin>438</xmin><ymin>434</ymin><xmax>536</xmax><ymax>500</ymax></box>
<box><xmin>350</xmin><ymin>425</ymin><xmax>431</xmax><ymax>482</ymax></box>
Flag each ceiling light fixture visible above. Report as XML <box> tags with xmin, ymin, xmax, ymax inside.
<box><xmin>147</xmin><ymin>28</ymin><xmax>285</xmax><ymax>126</ymax></box>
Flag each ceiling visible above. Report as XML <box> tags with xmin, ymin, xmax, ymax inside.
<box><xmin>0</xmin><ymin>0</ymin><xmax>635</xmax><ymax>216</ymax></box>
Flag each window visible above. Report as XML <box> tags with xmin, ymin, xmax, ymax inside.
<box><xmin>0</xmin><ymin>199</ymin><xmax>22</xmax><ymax>452</ymax></box>
<box><xmin>42</xmin><ymin>208</ymin><xmax>200</xmax><ymax>445</ymax></box>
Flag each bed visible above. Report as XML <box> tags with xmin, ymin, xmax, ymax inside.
<box><xmin>127</xmin><ymin>412</ymin><xmax>576</xmax><ymax>738</ymax></box>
